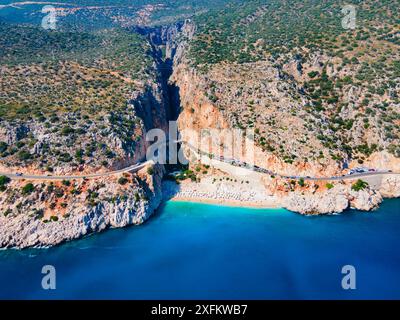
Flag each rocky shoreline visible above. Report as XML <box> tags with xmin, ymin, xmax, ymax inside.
<box><xmin>163</xmin><ymin>174</ymin><xmax>399</xmax><ymax>214</ymax></box>
<box><xmin>0</xmin><ymin>164</ymin><xmax>165</xmax><ymax>249</ymax></box>
<box><xmin>1</xmin><ymin>169</ymin><xmax>399</xmax><ymax>249</ymax></box>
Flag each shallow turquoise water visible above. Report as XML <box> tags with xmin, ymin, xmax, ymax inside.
<box><xmin>0</xmin><ymin>199</ymin><xmax>399</xmax><ymax>299</ymax></box>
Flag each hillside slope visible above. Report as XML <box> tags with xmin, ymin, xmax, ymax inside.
<box><xmin>171</xmin><ymin>0</ymin><xmax>399</xmax><ymax>173</ymax></box>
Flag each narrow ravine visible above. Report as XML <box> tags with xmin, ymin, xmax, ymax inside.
<box><xmin>134</xmin><ymin>23</ymin><xmax>184</xmax><ymax>122</ymax></box>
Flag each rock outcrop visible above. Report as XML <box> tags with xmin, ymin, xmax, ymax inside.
<box><xmin>284</xmin><ymin>185</ymin><xmax>383</xmax><ymax>215</ymax></box>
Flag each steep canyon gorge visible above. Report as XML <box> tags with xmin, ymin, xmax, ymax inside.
<box><xmin>1</xmin><ymin>16</ymin><xmax>399</xmax><ymax>248</ymax></box>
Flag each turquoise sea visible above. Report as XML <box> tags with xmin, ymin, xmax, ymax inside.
<box><xmin>0</xmin><ymin>199</ymin><xmax>400</xmax><ymax>300</ymax></box>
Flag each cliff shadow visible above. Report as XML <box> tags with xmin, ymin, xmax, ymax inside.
<box><xmin>167</xmin><ymin>81</ymin><xmax>182</xmax><ymax>121</ymax></box>
<box><xmin>130</xmin><ymin>85</ymin><xmax>169</xmax><ymax>133</ymax></box>
<box><xmin>161</xmin><ymin>180</ymin><xmax>182</xmax><ymax>201</ymax></box>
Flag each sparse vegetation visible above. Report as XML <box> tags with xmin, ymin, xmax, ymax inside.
<box><xmin>22</xmin><ymin>183</ymin><xmax>35</xmax><ymax>195</ymax></box>
<box><xmin>118</xmin><ymin>177</ymin><xmax>129</xmax><ymax>185</ymax></box>
<box><xmin>326</xmin><ymin>183</ymin><xmax>334</xmax><ymax>190</ymax></box>
<box><xmin>0</xmin><ymin>176</ymin><xmax>11</xmax><ymax>192</ymax></box>
<box><xmin>351</xmin><ymin>179</ymin><xmax>369</xmax><ymax>192</ymax></box>
<box><xmin>0</xmin><ymin>175</ymin><xmax>10</xmax><ymax>186</ymax></box>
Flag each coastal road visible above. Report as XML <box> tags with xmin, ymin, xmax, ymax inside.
<box><xmin>281</xmin><ymin>171</ymin><xmax>399</xmax><ymax>181</ymax></box>
<box><xmin>1</xmin><ymin>139</ymin><xmax>399</xmax><ymax>182</ymax></box>
<box><xmin>182</xmin><ymin>141</ymin><xmax>400</xmax><ymax>182</ymax></box>
<box><xmin>0</xmin><ymin>160</ymin><xmax>153</xmax><ymax>181</ymax></box>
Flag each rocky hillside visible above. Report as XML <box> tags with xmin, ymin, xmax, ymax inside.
<box><xmin>167</xmin><ymin>0</ymin><xmax>400</xmax><ymax>215</ymax></box>
<box><xmin>0</xmin><ymin>24</ymin><xmax>168</xmax><ymax>173</ymax></box>
<box><xmin>172</xmin><ymin>0</ymin><xmax>400</xmax><ymax>176</ymax></box>
<box><xmin>0</xmin><ymin>10</ymin><xmax>174</xmax><ymax>248</ymax></box>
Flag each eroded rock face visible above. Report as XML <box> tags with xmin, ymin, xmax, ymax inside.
<box><xmin>378</xmin><ymin>175</ymin><xmax>400</xmax><ymax>198</ymax></box>
<box><xmin>0</xmin><ymin>123</ymin><xmax>30</xmax><ymax>146</ymax></box>
<box><xmin>0</xmin><ymin>207</ymin><xmax>108</xmax><ymax>248</ymax></box>
<box><xmin>285</xmin><ymin>187</ymin><xmax>349</xmax><ymax>215</ymax></box>
<box><xmin>284</xmin><ymin>185</ymin><xmax>383</xmax><ymax>215</ymax></box>
<box><xmin>171</xmin><ymin>59</ymin><xmax>397</xmax><ymax>180</ymax></box>
<box><xmin>349</xmin><ymin>189</ymin><xmax>382</xmax><ymax>211</ymax></box>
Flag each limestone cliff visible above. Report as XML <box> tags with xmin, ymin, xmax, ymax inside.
<box><xmin>168</xmin><ymin>21</ymin><xmax>400</xmax><ymax>215</ymax></box>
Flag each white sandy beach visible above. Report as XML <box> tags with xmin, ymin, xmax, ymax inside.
<box><xmin>162</xmin><ymin>151</ymin><xmax>283</xmax><ymax>208</ymax></box>
<box><xmin>163</xmin><ymin>178</ymin><xmax>282</xmax><ymax>208</ymax></box>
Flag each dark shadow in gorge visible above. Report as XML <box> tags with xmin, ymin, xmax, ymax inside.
<box><xmin>133</xmin><ymin>23</ymin><xmax>183</xmax><ymax>123</ymax></box>
<box><xmin>133</xmin><ymin>23</ymin><xmax>187</xmax><ymax>174</ymax></box>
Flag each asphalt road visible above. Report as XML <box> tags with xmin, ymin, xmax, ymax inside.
<box><xmin>0</xmin><ymin>161</ymin><xmax>152</xmax><ymax>181</ymax></box>
<box><xmin>278</xmin><ymin>171</ymin><xmax>398</xmax><ymax>181</ymax></box>
<box><xmin>182</xmin><ymin>141</ymin><xmax>399</xmax><ymax>181</ymax></box>
<box><xmin>0</xmin><ymin>139</ymin><xmax>399</xmax><ymax>182</ymax></box>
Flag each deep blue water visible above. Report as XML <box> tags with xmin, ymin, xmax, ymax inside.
<box><xmin>0</xmin><ymin>199</ymin><xmax>399</xmax><ymax>300</ymax></box>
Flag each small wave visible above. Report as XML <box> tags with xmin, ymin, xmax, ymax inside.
<box><xmin>78</xmin><ymin>246</ymin><xmax>94</xmax><ymax>250</ymax></box>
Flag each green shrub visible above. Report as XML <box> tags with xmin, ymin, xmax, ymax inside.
<box><xmin>22</xmin><ymin>183</ymin><xmax>35</xmax><ymax>195</ymax></box>
<box><xmin>17</xmin><ymin>150</ymin><xmax>32</xmax><ymax>161</ymax></box>
<box><xmin>326</xmin><ymin>183</ymin><xmax>334</xmax><ymax>190</ymax></box>
<box><xmin>0</xmin><ymin>175</ymin><xmax>11</xmax><ymax>186</ymax></box>
<box><xmin>47</xmin><ymin>184</ymin><xmax>55</xmax><ymax>193</ymax></box>
<box><xmin>55</xmin><ymin>188</ymin><xmax>64</xmax><ymax>198</ymax></box>
<box><xmin>308</xmin><ymin>71</ymin><xmax>319</xmax><ymax>78</ymax></box>
<box><xmin>75</xmin><ymin>149</ymin><xmax>84</xmax><ymax>159</ymax></box>
<box><xmin>101</xmin><ymin>160</ymin><xmax>108</xmax><ymax>166</ymax></box>
<box><xmin>351</xmin><ymin>179</ymin><xmax>368</xmax><ymax>191</ymax></box>
<box><xmin>118</xmin><ymin>177</ymin><xmax>128</xmax><ymax>185</ymax></box>
<box><xmin>0</xmin><ymin>142</ymin><xmax>8</xmax><ymax>153</ymax></box>
<box><xmin>58</xmin><ymin>153</ymin><xmax>73</xmax><ymax>162</ymax></box>
<box><xmin>61</xmin><ymin>126</ymin><xmax>74</xmax><ymax>136</ymax></box>
<box><xmin>62</xmin><ymin>180</ymin><xmax>71</xmax><ymax>187</ymax></box>
<box><xmin>147</xmin><ymin>166</ymin><xmax>154</xmax><ymax>175</ymax></box>
<box><xmin>105</xmin><ymin>149</ymin><xmax>115</xmax><ymax>159</ymax></box>
<box><xmin>32</xmin><ymin>209</ymin><xmax>44</xmax><ymax>219</ymax></box>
